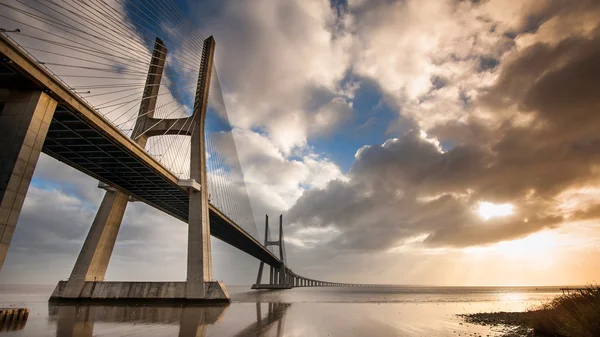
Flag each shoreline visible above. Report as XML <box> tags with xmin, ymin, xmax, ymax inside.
<box><xmin>460</xmin><ymin>286</ymin><xmax>600</xmax><ymax>337</ymax></box>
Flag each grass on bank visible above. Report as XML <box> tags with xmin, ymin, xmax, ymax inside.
<box><xmin>461</xmin><ymin>286</ymin><xmax>600</xmax><ymax>337</ymax></box>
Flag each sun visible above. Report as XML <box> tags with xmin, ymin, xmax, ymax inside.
<box><xmin>476</xmin><ymin>201</ymin><xmax>514</xmax><ymax>220</ymax></box>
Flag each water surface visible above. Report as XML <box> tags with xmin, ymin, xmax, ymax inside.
<box><xmin>0</xmin><ymin>284</ymin><xmax>562</xmax><ymax>336</ymax></box>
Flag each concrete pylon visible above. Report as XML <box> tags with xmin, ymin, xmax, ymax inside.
<box><xmin>131</xmin><ymin>37</ymin><xmax>169</xmax><ymax>149</ymax></box>
<box><xmin>254</xmin><ymin>215</ymin><xmax>269</xmax><ymax>286</ymax></box>
<box><xmin>0</xmin><ymin>90</ymin><xmax>57</xmax><ymax>271</ymax></box>
<box><xmin>186</xmin><ymin>36</ymin><xmax>228</xmax><ymax>299</ymax></box>
<box><xmin>278</xmin><ymin>214</ymin><xmax>287</xmax><ymax>286</ymax></box>
<box><xmin>252</xmin><ymin>214</ymin><xmax>291</xmax><ymax>289</ymax></box>
<box><xmin>60</xmin><ymin>38</ymin><xmax>168</xmax><ymax>298</ymax></box>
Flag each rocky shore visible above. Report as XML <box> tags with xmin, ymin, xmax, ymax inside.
<box><xmin>458</xmin><ymin>311</ymin><xmax>534</xmax><ymax>337</ymax></box>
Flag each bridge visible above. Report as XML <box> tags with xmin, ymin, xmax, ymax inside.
<box><xmin>0</xmin><ymin>1</ymin><xmax>371</xmax><ymax>302</ymax></box>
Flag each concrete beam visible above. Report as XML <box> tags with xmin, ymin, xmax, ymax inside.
<box><xmin>131</xmin><ymin>38</ymin><xmax>168</xmax><ymax>148</ymax></box>
<box><xmin>137</xmin><ymin>117</ymin><xmax>193</xmax><ymax>138</ymax></box>
<box><xmin>0</xmin><ymin>90</ymin><xmax>56</xmax><ymax>271</ymax></box>
<box><xmin>178</xmin><ymin>179</ymin><xmax>201</xmax><ymax>192</ymax></box>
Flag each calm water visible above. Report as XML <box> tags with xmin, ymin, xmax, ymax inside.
<box><xmin>0</xmin><ymin>284</ymin><xmax>562</xmax><ymax>336</ymax></box>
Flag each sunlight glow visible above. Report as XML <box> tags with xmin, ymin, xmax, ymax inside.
<box><xmin>476</xmin><ymin>201</ymin><xmax>514</xmax><ymax>220</ymax></box>
<box><xmin>419</xmin><ymin>130</ymin><xmax>444</xmax><ymax>153</ymax></box>
<box><xmin>463</xmin><ymin>231</ymin><xmax>559</xmax><ymax>270</ymax></box>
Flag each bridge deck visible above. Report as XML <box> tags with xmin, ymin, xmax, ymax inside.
<box><xmin>0</xmin><ymin>35</ymin><xmax>280</xmax><ymax>268</ymax></box>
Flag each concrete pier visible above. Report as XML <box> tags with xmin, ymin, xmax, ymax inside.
<box><xmin>0</xmin><ymin>90</ymin><xmax>56</xmax><ymax>270</ymax></box>
<box><xmin>50</xmin><ymin>281</ymin><xmax>229</xmax><ymax>303</ymax></box>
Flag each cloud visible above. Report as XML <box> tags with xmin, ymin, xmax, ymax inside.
<box><xmin>195</xmin><ymin>0</ymin><xmax>353</xmax><ymax>153</ymax></box>
<box><xmin>286</xmin><ymin>0</ymin><xmax>600</xmax><ymax>255</ymax></box>
<box><xmin>482</xmin><ymin>29</ymin><xmax>600</xmax><ymax>141</ymax></box>
<box><xmin>211</xmin><ymin>128</ymin><xmax>345</xmax><ymax>242</ymax></box>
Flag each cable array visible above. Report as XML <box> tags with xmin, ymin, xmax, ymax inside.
<box><xmin>0</xmin><ymin>0</ymin><xmax>204</xmax><ymax>179</ymax></box>
<box><xmin>205</xmin><ymin>65</ymin><xmax>259</xmax><ymax>239</ymax></box>
<box><xmin>0</xmin><ymin>0</ymin><xmax>261</xmax><ymax>241</ymax></box>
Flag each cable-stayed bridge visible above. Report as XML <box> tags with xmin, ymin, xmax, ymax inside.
<box><xmin>0</xmin><ymin>0</ymin><xmax>371</xmax><ymax>302</ymax></box>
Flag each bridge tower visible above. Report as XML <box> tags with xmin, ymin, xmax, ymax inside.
<box><xmin>49</xmin><ymin>36</ymin><xmax>228</xmax><ymax>302</ymax></box>
<box><xmin>252</xmin><ymin>214</ymin><xmax>292</xmax><ymax>289</ymax></box>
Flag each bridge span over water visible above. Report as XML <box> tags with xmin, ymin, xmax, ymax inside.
<box><xmin>0</xmin><ymin>1</ymin><xmax>372</xmax><ymax>303</ymax></box>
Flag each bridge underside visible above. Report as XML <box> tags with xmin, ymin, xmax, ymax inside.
<box><xmin>46</xmin><ymin>106</ymin><xmax>279</xmax><ymax>267</ymax></box>
<box><xmin>44</xmin><ymin>106</ymin><xmax>280</xmax><ymax>266</ymax></box>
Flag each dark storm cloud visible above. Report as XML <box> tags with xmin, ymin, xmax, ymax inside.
<box><xmin>288</xmin><ymin>129</ymin><xmax>566</xmax><ymax>249</ymax></box>
<box><xmin>287</xmin><ymin>1</ymin><xmax>600</xmax><ymax>251</ymax></box>
<box><xmin>484</xmin><ymin>29</ymin><xmax>600</xmax><ymax>140</ymax></box>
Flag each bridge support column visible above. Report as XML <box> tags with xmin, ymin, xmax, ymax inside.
<box><xmin>0</xmin><ymin>90</ymin><xmax>56</xmax><ymax>271</ymax></box>
<box><xmin>61</xmin><ymin>189</ymin><xmax>128</xmax><ymax>297</ymax></box>
<box><xmin>279</xmin><ymin>265</ymin><xmax>286</xmax><ymax>286</ymax></box>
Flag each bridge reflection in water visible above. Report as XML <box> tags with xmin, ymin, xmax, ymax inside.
<box><xmin>48</xmin><ymin>303</ymin><xmax>290</xmax><ymax>337</ymax></box>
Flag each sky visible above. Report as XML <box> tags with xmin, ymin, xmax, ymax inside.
<box><xmin>2</xmin><ymin>0</ymin><xmax>600</xmax><ymax>286</ymax></box>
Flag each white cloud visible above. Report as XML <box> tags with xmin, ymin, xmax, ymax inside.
<box><xmin>214</xmin><ymin>128</ymin><xmax>346</xmax><ymax>215</ymax></box>
<box><xmin>199</xmin><ymin>0</ymin><xmax>353</xmax><ymax>153</ymax></box>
